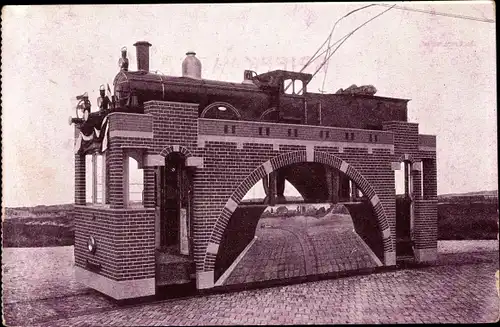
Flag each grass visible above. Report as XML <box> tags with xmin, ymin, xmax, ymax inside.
<box><xmin>2</xmin><ymin>212</ymin><xmax>74</xmax><ymax>248</ymax></box>
<box><xmin>438</xmin><ymin>202</ymin><xmax>498</xmax><ymax>240</ymax></box>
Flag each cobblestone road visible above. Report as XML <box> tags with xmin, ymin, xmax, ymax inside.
<box><xmin>3</xmin><ymin>241</ymin><xmax>499</xmax><ymax>326</ymax></box>
<box><xmin>224</xmin><ymin>214</ymin><xmax>378</xmax><ymax>285</ymax></box>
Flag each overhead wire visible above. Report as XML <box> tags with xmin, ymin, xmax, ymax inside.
<box><xmin>285</xmin><ymin>4</ymin><xmax>376</xmax><ymax>93</ymax></box>
<box><xmin>298</xmin><ymin>4</ymin><xmax>396</xmax><ymax>94</ymax></box>
<box><xmin>375</xmin><ymin>3</ymin><xmax>495</xmax><ymax>23</ymax></box>
<box><xmin>320</xmin><ymin>4</ymin><xmax>376</xmax><ymax>93</ymax></box>
<box><xmin>287</xmin><ymin>3</ymin><xmax>492</xmax><ymax>94</ymax></box>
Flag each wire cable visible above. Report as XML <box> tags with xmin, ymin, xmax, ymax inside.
<box><xmin>299</xmin><ymin>4</ymin><xmax>396</xmax><ymax>94</ymax></box>
<box><xmin>320</xmin><ymin>4</ymin><xmax>376</xmax><ymax>92</ymax></box>
<box><xmin>285</xmin><ymin>4</ymin><xmax>377</xmax><ymax>93</ymax></box>
<box><xmin>375</xmin><ymin>3</ymin><xmax>494</xmax><ymax>23</ymax></box>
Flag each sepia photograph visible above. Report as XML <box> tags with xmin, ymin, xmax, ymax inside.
<box><xmin>1</xmin><ymin>2</ymin><xmax>498</xmax><ymax>325</ymax></box>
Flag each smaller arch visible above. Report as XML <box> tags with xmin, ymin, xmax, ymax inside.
<box><xmin>258</xmin><ymin>107</ymin><xmax>278</xmax><ymax>122</ymax></box>
<box><xmin>396</xmin><ymin>153</ymin><xmax>416</xmax><ymax>164</ymax></box>
<box><xmin>200</xmin><ymin>102</ymin><xmax>242</xmax><ymax>120</ymax></box>
<box><xmin>159</xmin><ymin>145</ymin><xmax>193</xmax><ymax>158</ymax></box>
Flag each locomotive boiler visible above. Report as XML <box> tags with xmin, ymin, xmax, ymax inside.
<box><xmin>112</xmin><ymin>41</ymin><xmax>314</xmax><ymax>123</ymax></box>
<box><xmin>71</xmin><ymin>41</ymin><xmax>409</xmax><ymax>155</ymax></box>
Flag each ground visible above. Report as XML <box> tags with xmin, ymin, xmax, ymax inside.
<box><xmin>223</xmin><ymin>213</ymin><xmax>379</xmax><ymax>285</ymax></box>
<box><xmin>2</xmin><ymin>240</ymin><xmax>499</xmax><ymax>326</ymax></box>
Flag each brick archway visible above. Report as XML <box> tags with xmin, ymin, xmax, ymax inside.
<box><xmin>396</xmin><ymin>153</ymin><xmax>416</xmax><ymax>163</ymax></box>
<box><xmin>202</xmin><ymin>150</ymin><xmax>395</xmax><ymax>273</ymax></box>
<box><xmin>159</xmin><ymin>145</ymin><xmax>193</xmax><ymax>158</ymax></box>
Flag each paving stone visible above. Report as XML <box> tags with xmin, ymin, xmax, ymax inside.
<box><xmin>4</xmin><ymin>242</ymin><xmax>500</xmax><ymax>326</ymax></box>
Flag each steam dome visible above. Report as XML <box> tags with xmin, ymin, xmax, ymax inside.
<box><xmin>182</xmin><ymin>51</ymin><xmax>202</xmax><ymax>80</ymax></box>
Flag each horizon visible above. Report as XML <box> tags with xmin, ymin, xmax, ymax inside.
<box><xmin>4</xmin><ymin>188</ymin><xmax>498</xmax><ymax>209</ymax></box>
<box><xmin>2</xmin><ymin>3</ymin><xmax>497</xmax><ymax>207</ymax></box>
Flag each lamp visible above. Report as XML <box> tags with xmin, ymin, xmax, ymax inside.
<box><xmin>87</xmin><ymin>235</ymin><xmax>97</xmax><ymax>254</ymax></box>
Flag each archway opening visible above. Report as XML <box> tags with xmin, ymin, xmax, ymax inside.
<box><xmin>127</xmin><ymin>156</ymin><xmax>144</xmax><ymax>206</ymax></box>
<box><xmin>394</xmin><ymin>160</ymin><xmax>414</xmax><ymax>259</ymax></box>
<box><xmin>214</xmin><ymin>161</ymin><xmax>384</xmax><ymax>286</ymax></box>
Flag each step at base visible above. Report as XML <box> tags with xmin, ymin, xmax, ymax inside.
<box><xmin>156</xmin><ymin>261</ymin><xmax>195</xmax><ymax>286</ymax></box>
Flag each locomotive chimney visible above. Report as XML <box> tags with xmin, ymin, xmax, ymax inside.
<box><xmin>133</xmin><ymin>41</ymin><xmax>152</xmax><ymax>71</ymax></box>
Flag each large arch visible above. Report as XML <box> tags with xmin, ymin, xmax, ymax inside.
<box><xmin>202</xmin><ymin>150</ymin><xmax>395</xmax><ymax>275</ymax></box>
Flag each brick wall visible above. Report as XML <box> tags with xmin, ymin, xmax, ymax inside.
<box><xmin>74</xmin><ymin>99</ymin><xmax>438</xmax><ymax>293</ymax></box>
<box><xmin>143</xmin><ymin>167</ymin><xmax>155</xmax><ymax>208</ymax></box>
<box><xmin>193</xmin><ymin>143</ymin><xmax>397</xmax><ymax>272</ymax></box>
<box><xmin>144</xmin><ymin>101</ymin><xmax>199</xmax><ymax>154</ymax></box>
<box><xmin>74</xmin><ymin>112</ymin><xmax>158</xmax><ymax>284</ymax></box>
<box><xmin>106</xmin><ymin>112</ymin><xmax>154</xmax><ymax>209</ymax></box>
<box><xmin>199</xmin><ymin>118</ymin><xmax>394</xmax><ymax>144</ymax></box>
<box><xmin>74</xmin><ymin>206</ymin><xmax>155</xmax><ymax>281</ymax></box>
<box><xmin>108</xmin><ymin>112</ymin><xmax>153</xmax><ymax>132</ymax></box>
<box><xmin>413</xmin><ymin>200</ymin><xmax>438</xmax><ymax>250</ymax></box>
<box><xmin>382</xmin><ymin>121</ymin><xmax>419</xmax><ymax>157</ymax></box>
<box><xmin>140</xmin><ymin>101</ymin><xmax>435</xmax><ymax>274</ymax></box>
<box><xmin>74</xmin><ymin>126</ymin><xmax>86</xmax><ymax>205</ymax></box>
<box><xmin>422</xmin><ymin>158</ymin><xmax>438</xmax><ymax>200</ymax></box>
<box><xmin>75</xmin><ymin>154</ymin><xmax>86</xmax><ymax>205</ymax></box>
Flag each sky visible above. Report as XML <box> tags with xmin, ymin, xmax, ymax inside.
<box><xmin>1</xmin><ymin>2</ymin><xmax>496</xmax><ymax>207</ymax></box>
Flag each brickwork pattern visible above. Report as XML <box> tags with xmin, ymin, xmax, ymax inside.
<box><xmin>422</xmin><ymin>158</ymin><xmax>438</xmax><ymax>200</ymax></box>
<box><xmin>74</xmin><ymin>206</ymin><xmax>156</xmax><ymax>281</ymax></box>
<box><xmin>382</xmin><ymin>121</ymin><xmax>438</xmax><ymax>252</ymax></box>
<box><xmin>107</xmin><ymin>112</ymin><xmax>153</xmax><ymax>132</ymax></box>
<box><xmin>144</xmin><ymin>101</ymin><xmax>199</xmax><ymax>155</ymax></box>
<box><xmin>142</xmin><ymin>167</ymin><xmax>155</xmax><ymax>208</ymax></box>
<box><xmin>413</xmin><ymin>170</ymin><xmax>422</xmax><ymax>199</ymax></box>
<box><xmin>382</xmin><ymin>121</ymin><xmax>419</xmax><ymax>158</ymax></box>
<box><xmin>195</xmin><ymin>142</ymin><xmax>279</xmax><ymax>272</ymax></box>
<box><xmin>106</xmin><ymin>147</ymin><xmax>125</xmax><ymax>208</ymax></box>
<box><xmin>413</xmin><ymin>200</ymin><xmax>439</xmax><ymax>250</ymax></box>
<box><xmin>75</xmin><ymin>154</ymin><xmax>86</xmax><ymax>205</ymax></box>
<box><xmin>199</xmin><ymin>118</ymin><xmax>394</xmax><ymax>144</ymax></box>
<box><xmin>159</xmin><ymin>144</ymin><xmax>193</xmax><ymax>158</ymax></box>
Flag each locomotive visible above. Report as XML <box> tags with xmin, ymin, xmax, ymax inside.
<box><xmin>71</xmin><ymin>41</ymin><xmax>408</xmax><ymax>154</ymax></box>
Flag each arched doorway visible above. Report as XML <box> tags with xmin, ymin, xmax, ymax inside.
<box><xmin>395</xmin><ymin>159</ymin><xmax>415</xmax><ymax>260</ymax></box>
<box><xmin>158</xmin><ymin>152</ymin><xmax>192</xmax><ymax>255</ymax></box>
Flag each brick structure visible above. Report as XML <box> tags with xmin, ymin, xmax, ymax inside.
<box><xmin>71</xmin><ymin>39</ymin><xmax>436</xmax><ymax>300</ymax></box>
<box><xmin>73</xmin><ymin>98</ymin><xmax>437</xmax><ymax>299</ymax></box>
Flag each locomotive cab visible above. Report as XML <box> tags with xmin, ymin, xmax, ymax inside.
<box><xmin>253</xmin><ymin>70</ymin><xmax>313</xmax><ymax>124</ymax></box>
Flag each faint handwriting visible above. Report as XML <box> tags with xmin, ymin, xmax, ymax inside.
<box><xmin>421</xmin><ymin>40</ymin><xmax>475</xmax><ymax>48</ymax></box>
